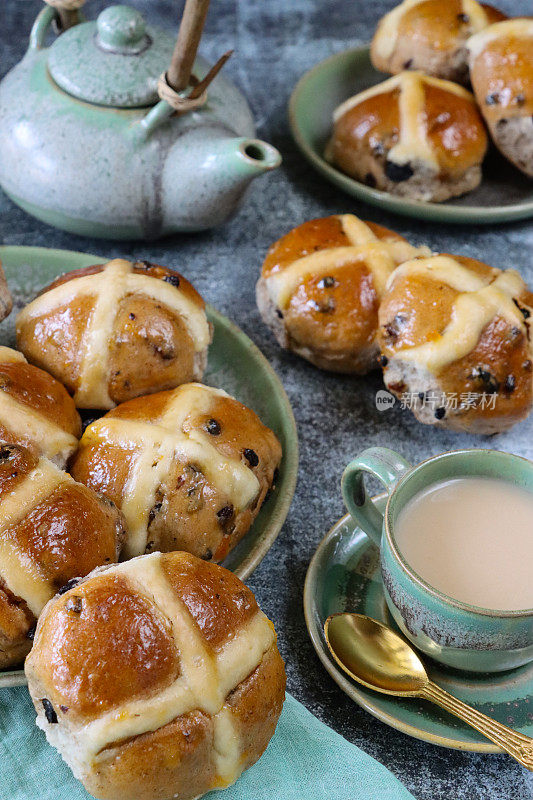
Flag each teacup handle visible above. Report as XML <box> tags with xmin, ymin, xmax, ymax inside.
<box><xmin>341</xmin><ymin>447</ymin><xmax>411</xmax><ymax>547</ymax></box>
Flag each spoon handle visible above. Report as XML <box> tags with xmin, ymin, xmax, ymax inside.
<box><xmin>421</xmin><ymin>681</ymin><xmax>533</xmax><ymax>770</ymax></box>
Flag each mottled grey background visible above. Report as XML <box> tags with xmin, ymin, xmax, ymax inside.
<box><xmin>1</xmin><ymin>1</ymin><xmax>533</xmax><ymax>798</ymax></box>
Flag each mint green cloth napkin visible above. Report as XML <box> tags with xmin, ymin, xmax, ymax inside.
<box><xmin>1</xmin><ymin>687</ymin><xmax>415</xmax><ymax>799</ymax></box>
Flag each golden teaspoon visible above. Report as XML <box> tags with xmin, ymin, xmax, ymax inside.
<box><xmin>324</xmin><ymin>613</ymin><xmax>533</xmax><ymax>771</ymax></box>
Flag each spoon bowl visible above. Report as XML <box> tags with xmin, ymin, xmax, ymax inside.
<box><xmin>325</xmin><ymin>613</ymin><xmax>428</xmax><ymax>696</ymax></box>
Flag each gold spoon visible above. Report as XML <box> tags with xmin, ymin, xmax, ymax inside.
<box><xmin>324</xmin><ymin>613</ymin><xmax>533</xmax><ymax>770</ymax></box>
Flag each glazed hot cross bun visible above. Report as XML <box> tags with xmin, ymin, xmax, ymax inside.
<box><xmin>16</xmin><ymin>259</ymin><xmax>212</xmax><ymax>409</ymax></box>
<box><xmin>0</xmin><ymin>346</ymin><xmax>80</xmax><ymax>467</ymax></box>
<box><xmin>0</xmin><ymin>444</ymin><xmax>125</xmax><ymax>667</ymax></box>
<box><xmin>378</xmin><ymin>254</ymin><xmax>533</xmax><ymax>434</ymax></box>
<box><xmin>468</xmin><ymin>19</ymin><xmax>533</xmax><ymax>177</ymax></box>
<box><xmin>25</xmin><ymin>551</ymin><xmax>286</xmax><ymax>800</ymax></box>
<box><xmin>371</xmin><ymin>0</ymin><xmax>507</xmax><ymax>84</ymax></box>
<box><xmin>70</xmin><ymin>383</ymin><xmax>282</xmax><ymax>562</ymax></box>
<box><xmin>256</xmin><ymin>214</ymin><xmax>430</xmax><ymax>373</ymax></box>
<box><xmin>327</xmin><ymin>72</ymin><xmax>488</xmax><ymax>202</ymax></box>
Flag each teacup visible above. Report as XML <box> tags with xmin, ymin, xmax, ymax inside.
<box><xmin>341</xmin><ymin>447</ymin><xmax>533</xmax><ymax>673</ymax></box>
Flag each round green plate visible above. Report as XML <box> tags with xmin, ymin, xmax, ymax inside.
<box><xmin>0</xmin><ymin>245</ymin><xmax>298</xmax><ymax>689</ymax></box>
<box><xmin>289</xmin><ymin>46</ymin><xmax>533</xmax><ymax>225</ymax></box>
<box><xmin>304</xmin><ymin>498</ymin><xmax>533</xmax><ymax>752</ymax></box>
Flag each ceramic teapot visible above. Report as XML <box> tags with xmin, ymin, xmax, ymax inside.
<box><xmin>0</xmin><ymin>3</ymin><xmax>281</xmax><ymax>239</ymax></box>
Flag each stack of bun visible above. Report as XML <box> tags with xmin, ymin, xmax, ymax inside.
<box><xmin>14</xmin><ymin>258</ymin><xmax>281</xmax><ymax>564</ymax></box>
<box><xmin>326</xmin><ymin>2</ymin><xmax>532</xmax><ymax>199</ymax></box>
<box><xmin>0</xmin><ymin>259</ymin><xmax>286</xmax><ymax>799</ymax></box>
<box><xmin>258</xmin><ymin>215</ymin><xmax>533</xmax><ymax>435</ymax></box>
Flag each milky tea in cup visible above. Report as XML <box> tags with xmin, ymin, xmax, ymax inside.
<box><xmin>395</xmin><ymin>476</ymin><xmax>533</xmax><ymax>612</ymax></box>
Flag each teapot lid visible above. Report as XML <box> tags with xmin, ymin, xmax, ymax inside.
<box><xmin>48</xmin><ymin>5</ymin><xmax>176</xmax><ymax>108</ymax></box>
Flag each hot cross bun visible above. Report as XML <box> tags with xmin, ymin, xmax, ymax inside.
<box><xmin>378</xmin><ymin>254</ymin><xmax>533</xmax><ymax>433</ymax></box>
<box><xmin>256</xmin><ymin>214</ymin><xmax>430</xmax><ymax>373</ymax></box>
<box><xmin>468</xmin><ymin>19</ymin><xmax>533</xmax><ymax>177</ymax></box>
<box><xmin>25</xmin><ymin>551</ymin><xmax>286</xmax><ymax>800</ymax></box>
<box><xmin>70</xmin><ymin>383</ymin><xmax>282</xmax><ymax>562</ymax></box>
<box><xmin>371</xmin><ymin>0</ymin><xmax>506</xmax><ymax>84</ymax></box>
<box><xmin>0</xmin><ymin>444</ymin><xmax>125</xmax><ymax>667</ymax></box>
<box><xmin>16</xmin><ymin>259</ymin><xmax>212</xmax><ymax>410</ymax></box>
<box><xmin>326</xmin><ymin>72</ymin><xmax>488</xmax><ymax>202</ymax></box>
<box><xmin>0</xmin><ymin>346</ymin><xmax>80</xmax><ymax>467</ymax></box>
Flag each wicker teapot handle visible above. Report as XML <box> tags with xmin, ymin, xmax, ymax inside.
<box><xmin>157</xmin><ymin>0</ymin><xmax>233</xmax><ymax>115</ymax></box>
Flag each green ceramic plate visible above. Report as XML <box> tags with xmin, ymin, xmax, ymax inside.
<box><xmin>289</xmin><ymin>46</ymin><xmax>533</xmax><ymax>225</ymax></box>
<box><xmin>304</xmin><ymin>499</ymin><xmax>533</xmax><ymax>753</ymax></box>
<box><xmin>0</xmin><ymin>245</ymin><xmax>298</xmax><ymax>689</ymax></box>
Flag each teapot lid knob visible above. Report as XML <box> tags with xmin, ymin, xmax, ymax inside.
<box><xmin>96</xmin><ymin>5</ymin><xmax>148</xmax><ymax>53</ymax></box>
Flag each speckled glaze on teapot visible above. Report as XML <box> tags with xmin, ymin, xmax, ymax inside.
<box><xmin>0</xmin><ymin>4</ymin><xmax>281</xmax><ymax>239</ymax></box>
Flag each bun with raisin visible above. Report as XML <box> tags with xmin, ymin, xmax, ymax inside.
<box><xmin>17</xmin><ymin>259</ymin><xmax>212</xmax><ymax>410</ymax></box>
<box><xmin>468</xmin><ymin>19</ymin><xmax>533</xmax><ymax>177</ymax></box>
<box><xmin>371</xmin><ymin>0</ymin><xmax>506</xmax><ymax>84</ymax></box>
<box><xmin>327</xmin><ymin>72</ymin><xmax>488</xmax><ymax>202</ymax></box>
<box><xmin>25</xmin><ymin>551</ymin><xmax>286</xmax><ymax>800</ymax></box>
<box><xmin>0</xmin><ymin>346</ymin><xmax>80</xmax><ymax>467</ymax></box>
<box><xmin>257</xmin><ymin>214</ymin><xmax>430</xmax><ymax>373</ymax></box>
<box><xmin>0</xmin><ymin>444</ymin><xmax>125</xmax><ymax>667</ymax></box>
<box><xmin>70</xmin><ymin>383</ymin><xmax>281</xmax><ymax>562</ymax></box>
<box><xmin>378</xmin><ymin>254</ymin><xmax>533</xmax><ymax>433</ymax></box>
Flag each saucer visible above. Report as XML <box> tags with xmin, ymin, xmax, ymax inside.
<box><xmin>303</xmin><ymin>496</ymin><xmax>533</xmax><ymax>752</ymax></box>
<box><xmin>289</xmin><ymin>46</ymin><xmax>533</xmax><ymax>225</ymax></box>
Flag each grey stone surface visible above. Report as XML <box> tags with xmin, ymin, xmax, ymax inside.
<box><xmin>1</xmin><ymin>1</ymin><xmax>533</xmax><ymax>798</ymax></box>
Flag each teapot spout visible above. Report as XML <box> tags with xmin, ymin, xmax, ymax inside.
<box><xmin>158</xmin><ymin>134</ymin><xmax>282</xmax><ymax>233</ymax></box>
<box><xmin>233</xmin><ymin>138</ymin><xmax>282</xmax><ymax>177</ymax></box>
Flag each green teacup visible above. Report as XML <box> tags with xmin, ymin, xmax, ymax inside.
<box><xmin>341</xmin><ymin>447</ymin><xmax>533</xmax><ymax>673</ymax></box>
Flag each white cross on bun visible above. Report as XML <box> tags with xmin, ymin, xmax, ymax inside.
<box><xmin>16</xmin><ymin>259</ymin><xmax>212</xmax><ymax>410</ymax></box>
<box><xmin>326</xmin><ymin>72</ymin><xmax>488</xmax><ymax>202</ymax></box>
<box><xmin>70</xmin><ymin>383</ymin><xmax>282</xmax><ymax>562</ymax></box>
<box><xmin>256</xmin><ymin>214</ymin><xmax>430</xmax><ymax>373</ymax></box>
<box><xmin>0</xmin><ymin>443</ymin><xmax>125</xmax><ymax>668</ymax></box>
<box><xmin>378</xmin><ymin>254</ymin><xmax>533</xmax><ymax>433</ymax></box>
<box><xmin>25</xmin><ymin>551</ymin><xmax>286</xmax><ymax>800</ymax></box>
<box><xmin>371</xmin><ymin>0</ymin><xmax>507</xmax><ymax>84</ymax></box>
